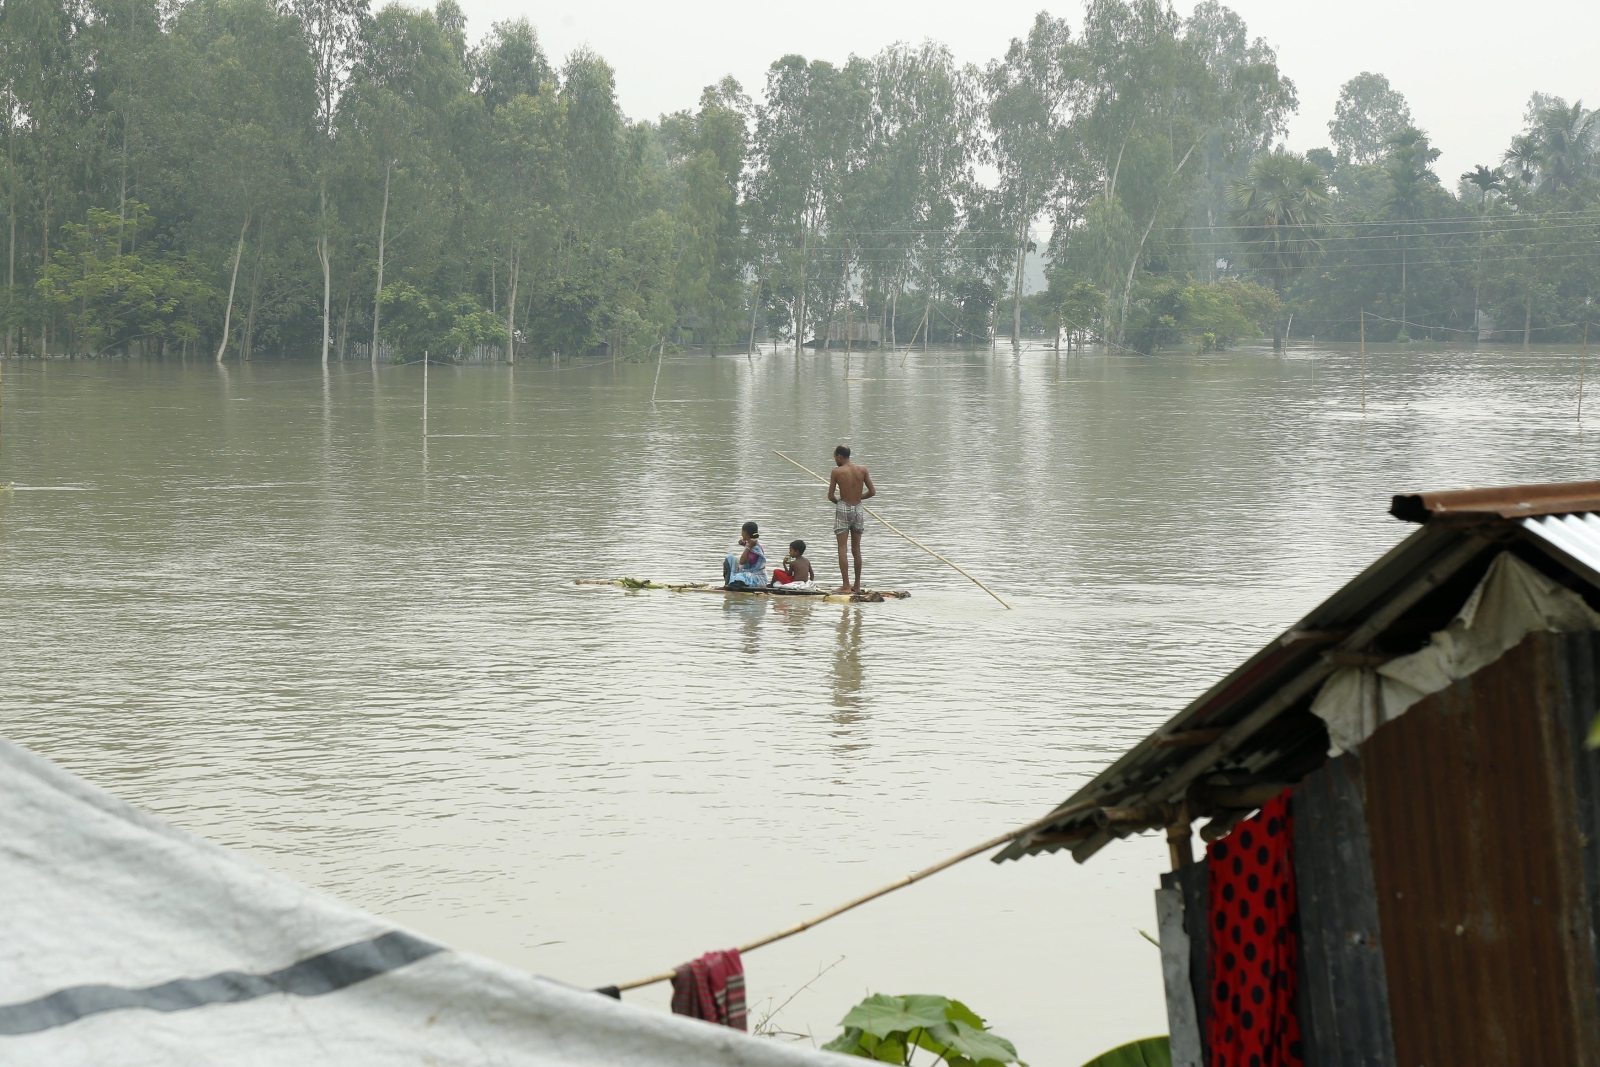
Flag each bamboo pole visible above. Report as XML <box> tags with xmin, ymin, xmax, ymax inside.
<box><xmin>613</xmin><ymin>796</ymin><xmax>1096</xmax><ymax>991</ymax></box>
<box><xmin>899</xmin><ymin>305</ymin><xmax>929</xmax><ymax>369</ymax></box>
<box><xmin>651</xmin><ymin>338</ymin><xmax>665</xmax><ymax>403</ymax></box>
<box><xmin>1360</xmin><ymin>310</ymin><xmax>1366</xmax><ymax>414</ymax></box>
<box><xmin>771</xmin><ymin>450</ymin><xmax>1011</xmax><ymax>609</ymax></box>
<box><xmin>422</xmin><ymin>350</ymin><xmax>428</xmax><ymax>437</ymax></box>
<box><xmin>1581</xmin><ymin>319</ymin><xmax>1589</xmax><ymax>421</ymax></box>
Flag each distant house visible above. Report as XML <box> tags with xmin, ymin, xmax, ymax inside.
<box><xmin>814</xmin><ymin>320</ymin><xmax>882</xmax><ymax>348</ymax></box>
<box><xmin>998</xmin><ymin>480</ymin><xmax>1600</xmax><ymax>1066</ymax></box>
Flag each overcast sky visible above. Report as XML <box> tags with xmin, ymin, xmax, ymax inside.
<box><xmin>452</xmin><ymin>0</ymin><xmax>1598</xmax><ymax>184</ymax></box>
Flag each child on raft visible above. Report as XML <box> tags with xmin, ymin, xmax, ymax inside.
<box><xmin>771</xmin><ymin>540</ymin><xmax>814</xmax><ymax>586</ymax></box>
<box><xmin>723</xmin><ymin>521</ymin><xmax>768</xmax><ymax>589</ymax></box>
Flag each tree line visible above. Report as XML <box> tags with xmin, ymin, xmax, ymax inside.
<box><xmin>2</xmin><ymin>0</ymin><xmax>1595</xmax><ymax>361</ymax></box>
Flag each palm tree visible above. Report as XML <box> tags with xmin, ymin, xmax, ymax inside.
<box><xmin>1533</xmin><ymin>99</ymin><xmax>1596</xmax><ymax>194</ymax></box>
<box><xmin>1503</xmin><ymin>133</ymin><xmax>1540</xmax><ymax>188</ymax></box>
<box><xmin>1461</xmin><ymin>165</ymin><xmax>1503</xmax><ymax>336</ymax></box>
<box><xmin>1382</xmin><ymin>127</ymin><xmax>1440</xmax><ymax>337</ymax></box>
<box><xmin>1228</xmin><ymin>148</ymin><xmax>1332</xmax><ymax>350</ymax></box>
<box><xmin>1462</xmin><ymin>164</ymin><xmax>1503</xmax><ymax>209</ymax></box>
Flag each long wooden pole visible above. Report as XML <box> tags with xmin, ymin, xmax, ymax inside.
<box><xmin>772</xmin><ymin>450</ymin><xmax>1011</xmax><ymax>609</ymax></box>
<box><xmin>613</xmin><ymin>796</ymin><xmax>1095</xmax><ymax>991</ymax></box>
<box><xmin>422</xmin><ymin>350</ymin><xmax>428</xmax><ymax>437</ymax></box>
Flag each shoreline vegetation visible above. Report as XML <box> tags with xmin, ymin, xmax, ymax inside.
<box><xmin>1</xmin><ymin>0</ymin><xmax>1596</xmax><ymax>363</ymax></box>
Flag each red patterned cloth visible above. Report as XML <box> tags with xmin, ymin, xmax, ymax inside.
<box><xmin>1206</xmin><ymin>791</ymin><xmax>1303</xmax><ymax>1067</ymax></box>
<box><xmin>670</xmin><ymin>948</ymin><xmax>747</xmax><ymax>1030</ymax></box>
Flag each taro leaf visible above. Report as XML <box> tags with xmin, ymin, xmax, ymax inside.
<box><xmin>870</xmin><ymin>1035</ymin><xmax>909</xmax><ymax>1064</ymax></box>
<box><xmin>939</xmin><ymin>1020</ymin><xmax>1021</xmax><ymax>1064</ymax></box>
<box><xmin>943</xmin><ymin>999</ymin><xmax>988</xmax><ymax>1030</ymax></box>
<box><xmin>1078</xmin><ymin>1036</ymin><xmax>1172</xmax><ymax>1067</ymax></box>
<box><xmin>839</xmin><ymin>994</ymin><xmax>952</xmax><ymax>1039</ymax></box>
<box><xmin>822</xmin><ymin>1027</ymin><xmax>866</xmax><ymax>1054</ymax></box>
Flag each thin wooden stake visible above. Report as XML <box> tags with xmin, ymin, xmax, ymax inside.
<box><xmin>772</xmin><ymin>450</ymin><xmax>1011</xmax><ymax>609</ymax></box>
<box><xmin>613</xmin><ymin>795</ymin><xmax>1095</xmax><ymax>991</ymax></box>
<box><xmin>651</xmin><ymin>338</ymin><xmax>665</xmax><ymax>403</ymax></box>
<box><xmin>422</xmin><ymin>350</ymin><xmax>428</xmax><ymax>437</ymax></box>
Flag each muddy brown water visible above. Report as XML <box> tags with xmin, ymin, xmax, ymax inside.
<box><xmin>1</xmin><ymin>343</ymin><xmax>1595</xmax><ymax>1062</ymax></box>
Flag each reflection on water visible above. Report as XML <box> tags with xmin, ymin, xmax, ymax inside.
<box><xmin>830</xmin><ymin>607</ymin><xmax>865</xmax><ymax>720</ymax></box>
<box><xmin>1</xmin><ymin>343</ymin><xmax>1597</xmax><ymax>1063</ymax></box>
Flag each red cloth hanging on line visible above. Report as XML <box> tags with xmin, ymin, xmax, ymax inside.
<box><xmin>670</xmin><ymin>948</ymin><xmax>747</xmax><ymax>1030</ymax></box>
<box><xmin>1206</xmin><ymin>790</ymin><xmax>1304</xmax><ymax>1067</ymax></box>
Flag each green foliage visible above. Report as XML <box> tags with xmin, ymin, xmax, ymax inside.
<box><xmin>1123</xmin><ymin>276</ymin><xmax>1277</xmax><ymax>353</ymax></box>
<box><xmin>6</xmin><ymin>0</ymin><xmax>1598</xmax><ymax>362</ymax></box>
<box><xmin>1329</xmin><ymin>73</ymin><xmax>1414</xmax><ymax>166</ymax></box>
<box><xmin>35</xmin><ymin>203</ymin><xmax>219</xmax><ymax>354</ymax></box>
<box><xmin>822</xmin><ymin>994</ymin><xmax>1025</xmax><ymax>1067</ymax></box>
<box><xmin>1079</xmin><ymin>1037</ymin><xmax>1172</xmax><ymax>1067</ymax></box>
<box><xmin>377</xmin><ymin>282</ymin><xmax>506</xmax><ymax>356</ymax></box>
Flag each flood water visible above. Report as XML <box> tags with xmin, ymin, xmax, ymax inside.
<box><xmin>2</xmin><ymin>341</ymin><xmax>1595</xmax><ymax>1063</ymax></box>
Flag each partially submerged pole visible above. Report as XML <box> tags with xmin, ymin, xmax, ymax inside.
<box><xmin>1582</xmin><ymin>319</ymin><xmax>1590</xmax><ymax>421</ymax></box>
<box><xmin>651</xmin><ymin>338</ymin><xmax>665</xmax><ymax>403</ymax></box>
<box><xmin>771</xmin><ymin>450</ymin><xmax>1011</xmax><ymax>609</ymax></box>
<box><xmin>1360</xmin><ymin>310</ymin><xmax>1367</xmax><ymax>414</ymax></box>
<box><xmin>422</xmin><ymin>350</ymin><xmax>428</xmax><ymax>437</ymax></box>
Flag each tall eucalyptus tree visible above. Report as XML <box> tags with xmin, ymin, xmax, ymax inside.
<box><xmin>985</xmin><ymin>13</ymin><xmax>1073</xmax><ymax>348</ymax></box>
<box><xmin>291</xmin><ymin>0</ymin><xmax>365</xmax><ymax>363</ymax></box>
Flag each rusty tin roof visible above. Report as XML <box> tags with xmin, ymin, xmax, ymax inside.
<box><xmin>995</xmin><ymin>480</ymin><xmax>1600</xmax><ymax>865</ymax></box>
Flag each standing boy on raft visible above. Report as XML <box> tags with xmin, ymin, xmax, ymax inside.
<box><xmin>827</xmin><ymin>445</ymin><xmax>876</xmax><ymax>594</ymax></box>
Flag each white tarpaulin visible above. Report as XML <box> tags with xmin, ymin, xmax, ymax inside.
<box><xmin>1311</xmin><ymin>552</ymin><xmax>1600</xmax><ymax>755</ymax></box>
<box><xmin>0</xmin><ymin>737</ymin><xmax>844</xmax><ymax>1067</ymax></box>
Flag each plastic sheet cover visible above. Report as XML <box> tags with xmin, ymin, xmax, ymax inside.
<box><xmin>1311</xmin><ymin>552</ymin><xmax>1600</xmax><ymax>754</ymax></box>
<box><xmin>0</xmin><ymin>738</ymin><xmax>841</xmax><ymax>1067</ymax></box>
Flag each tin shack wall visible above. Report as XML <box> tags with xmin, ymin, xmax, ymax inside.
<box><xmin>1360</xmin><ymin>632</ymin><xmax>1600</xmax><ymax>1065</ymax></box>
<box><xmin>1293</xmin><ymin>753</ymin><xmax>1395</xmax><ymax>1067</ymax></box>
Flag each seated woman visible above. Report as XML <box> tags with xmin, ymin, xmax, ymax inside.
<box><xmin>723</xmin><ymin>521</ymin><xmax>767</xmax><ymax>589</ymax></box>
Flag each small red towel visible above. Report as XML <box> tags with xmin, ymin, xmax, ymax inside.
<box><xmin>670</xmin><ymin>948</ymin><xmax>747</xmax><ymax>1030</ymax></box>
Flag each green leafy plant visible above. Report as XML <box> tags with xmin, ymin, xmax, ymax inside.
<box><xmin>822</xmin><ymin>994</ymin><xmax>1025</xmax><ymax>1067</ymax></box>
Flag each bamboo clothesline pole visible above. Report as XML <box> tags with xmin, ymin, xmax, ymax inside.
<box><xmin>770</xmin><ymin>450</ymin><xmax>1012</xmax><ymax>609</ymax></box>
<box><xmin>613</xmin><ymin>797</ymin><xmax>1095</xmax><ymax>991</ymax></box>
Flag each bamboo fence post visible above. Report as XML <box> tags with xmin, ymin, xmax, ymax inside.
<box><xmin>771</xmin><ymin>450</ymin><xmax>1011</xmax><ymax>609</ymax></box>
<box><xmin>612</xmin><ymin>797</ymin><xmax>1095</xmax><ymax>991</ymax></box>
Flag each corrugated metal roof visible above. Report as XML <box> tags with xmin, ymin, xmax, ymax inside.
<box><xmin>997</xmin><ymin>482</ymin><xmax>1600</xmax><ymax>866</ymax></box>
<box><xmin>1523</xmin><ymin>512</ymin><xmax>1600</xmax><ymax>587</ymax></box>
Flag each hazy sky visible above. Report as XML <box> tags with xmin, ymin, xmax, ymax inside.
<box><xmin>451</xmin><ymin>0</ymin><xmax>1599</xmax><ymax>185</ymax></box>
